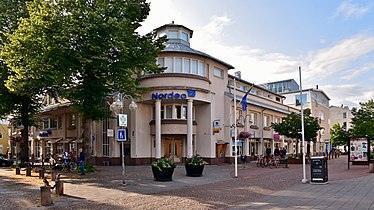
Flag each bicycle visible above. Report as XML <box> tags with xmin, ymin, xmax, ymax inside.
<box><xmin>269</xmin><ymin>156</ymin><xmax>280</xmax><ymax>169</ymax></box>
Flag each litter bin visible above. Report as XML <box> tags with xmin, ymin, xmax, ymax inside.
<box><xmin>310</xmin><ymin>156</ymin><xmax>328</xmax><ymax>183</ymax></box>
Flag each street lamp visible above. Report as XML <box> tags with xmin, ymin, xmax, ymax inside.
<box><xmin>299</xmin><ymin>66</ymin><xmax>308</xmax><ymax>184</ymax></box>
<box><xmin>109</xmin><ymin>93</ymin><xmax>137</xmax><ymax>185</ymax></box>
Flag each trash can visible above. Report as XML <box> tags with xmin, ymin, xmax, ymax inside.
<box><xmin>310</xmin><ymin>156</ymin><xmax>328</xmax><ymax>183</ymax></box>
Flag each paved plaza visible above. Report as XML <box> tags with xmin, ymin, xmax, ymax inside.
<box><xmin>0</xmin><ymin>156</ymin><xmax>373</xmax><ymax>209</ymax></box>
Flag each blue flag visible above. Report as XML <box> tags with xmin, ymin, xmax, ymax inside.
<box><xmin>241</xmin><ymin>85</ymin><xmax>253</xmax><ymax>111</ymax></box>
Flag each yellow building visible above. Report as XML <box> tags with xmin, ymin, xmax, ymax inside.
<box><xmin>0</xmin><ymin>121</ymin><xmax>10</xmax><ymax>157</ymax></box>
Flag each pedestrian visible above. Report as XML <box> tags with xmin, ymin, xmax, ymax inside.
<box><xmin>281</xmin><ymin>147</ymin><xmax>287</xmax><ymax>159</ymax></box>
<box><xmin>79</xmin><ymin>148</ymin><xmax>86</xmax><ymax>175</ymax></box>
<box><xmin>274</xmin><ymin>146</ymin><xmax>280</xmax><ymax>159</ymax></box>
<box><xmin>266</xmin><ymin>146</ymin><xmax>271</xmax><ymax>162</ymax></box>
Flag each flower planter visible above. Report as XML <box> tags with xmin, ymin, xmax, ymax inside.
<box><xmin>185</xmin><ymin>164</ymin><xmax>204</xmax><ymax>177</ymax></box>
<box><xmin>151</xmin><ymin>166</ymin><xmax>174</xmax><ymax>181</ymax></box>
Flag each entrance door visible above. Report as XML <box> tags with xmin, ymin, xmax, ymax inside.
<box><xmin>164</xmin><ymin>139</ymin><xmax>182</xmax><ymax>163</ymax></box>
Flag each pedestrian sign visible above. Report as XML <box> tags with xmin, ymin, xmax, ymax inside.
<box><xmin>117</xmin><ymin>129</ymin><xmax>127</xmax><ymax>142</ymax></box>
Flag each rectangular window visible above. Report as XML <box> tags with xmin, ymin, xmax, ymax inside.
<box><xmin>213</xmin><ymin>67</ymin><xmax>223</xmax><ymax>78</ymax></box>
<box><xmin>319</xmin><ymin>112</ymin><xmax>324</xmax><ymax>121</ymax></box>
<box><xmin>343</xmin><ymin>122</ymin><xmax>347</xmax><ymax>130</ymax></box>
<box><xmin>295</xmin><ymin>94</ymin><xmax>307</xmax><ymax>106</ymax></box>
<box><xmin>181</xmin><ymin>32</ymin><xmax>188</xmax><ymax>42</ymax></box>
<box><xmin>175</xmin><ymin>58</ymin><xmax>182</xmax><ymax>73</ymax></box>
<box><xmin>58</xmin><ymin>116</ymin><xmax>62</xmax><ymax>129</ymax></box>
<box><xmin>102</xmin><ymin>118</ymin><xmax>109</xmax><ymax>157</ymax></box>
<box><xmin>50</xmin><ymin>117</ymin><xmax>57</xmax><ymax>129</ymax></box>
<box><xmin>166</xmin><ymin>105</ymin><xmax>173</xmax><ymax>119</ymax></box>
<box><xmin>343</xmin><ymin>112</ymin><xmax>347</xmax><ymax>119</ymax></box>
<box><xmin>157</xmin><ymin>58</ymin><xmax>164</xmax><ymax>67</ymax></box>
<box><xmin>165</xmin><ymin>57</ymin><xmax>173</xmax><ymax>73</ymax></box>
<box><xmin>176</xmin><ymin>105</ymin><xmax>182</xmax><ymax>119</ymax></box>
<box><xmin>161</xmin><ymin>106</ymin><xmax>165</xmax><ymax>119</ymax></box>
<box><xmin>70</xmin><ymin>114</ymin><xmax>76</xmax><ymax>127</ymax></box>
<box><xmin>182</xmin><ymin>106</ymin><xmax>187</xmax><ymax>119</ymax></box>
<box><xmin>198</xmin><ymin>61</ymin><xmax>205</xmax><ymax>76</ymax></box>
<box><xmin>183</xmin><ymin>58</ymin><xmax>190</xmax><ymax>73</ymax></box>
<box><xmin>263</xmin><ymin>115</ymin><xmax>271</xmax><ymax>127</ymax></box>
<box><xmin>168</xmin><ymin>30</ymin><xmax>178</xmax><ymax>39</ymax></box>
<box><xmin>42</xmin><ymin>118</ymin><xmax>50</xmax><ymax>129</ymax></box>
<box><xmin>191</xmin><ymin>60</ymin><xmax>198</xmax><ymax>74</ymax></box>
<box><xmin>250</xmin><ymin>113</ymin><xmax>257</xmax><ymax>125</ymax></box>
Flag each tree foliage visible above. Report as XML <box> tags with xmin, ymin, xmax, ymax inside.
<box><xmin>0</xmin><ymin>0</ymin><xmax>39</xmax><ymax>162</ymax></box>
<box><xmin>1</xmin><ymin>0</ymin><xmax>166</xmax><ymax>158</ymax></box>
<box><xmin>351</xmin><ymin>99</ymin><xmax>374</xmax><ymax>140</ymax></box>
<box><xmin>271</xmin><ymin>109</ymin><xmax>321</xmax><ymax>155</ymax></box>
<box><xmin>330</xmin><ymin>123</ymin><xmax>349</xmax><ymax>146</ymax></box>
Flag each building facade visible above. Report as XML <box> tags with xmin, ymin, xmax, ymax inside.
<box><xmin>0</xmin><ymin>121</ymin><xmax>10</xmax><ymax>157</ymax></box>
<box><xmin>282</xmin><ymin>87</ymin><xmax>331</xmax><ymax>154</ymax></box>
<box><xmin>329</xmin><ymin>105</ymin><xmax>352</xmax><ymax>131</ymax></box>
<box><xmin>24</xmin><ymin>23</ymin><xmax>299</xmax><ymax>165</ymax></box>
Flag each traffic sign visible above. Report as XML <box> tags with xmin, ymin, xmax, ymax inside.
<box><xmin>117</xmin><ymin>129</ymin><xmax>127</xmax><ymax>142</ymax></box>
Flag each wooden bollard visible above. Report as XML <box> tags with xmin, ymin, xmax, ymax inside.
<box><xmin>39</xmin><ymin>169</ymin><xmax>45</xmax><ymax>179</ymax></box>
<box><xmin>16</xmin><ymin>167</ymin><xmax>21</xmax><ymax>175</ymax></box>
<box><xmin>40</xmin><ymin>186</ymin><xmax>53</xmax><ymax>206</ymax></box>
<box><xmin>369</xmin><ymin>163</ymin><xmax>374</xmax><ymax>173</ymax></box>
<box><xmin>26</xmin><ymin>166</ymin><xmax>31</xmax><ymax>176</ymax></box>
<box><xmin>55</xmin><ymin>181</ymin><xmax>64</xmax><ymax>196</ymax></box>
<box><xmin>51</xmin><ymin>171</ymin><xmax>57</xmax><ymax>181</ymax></box>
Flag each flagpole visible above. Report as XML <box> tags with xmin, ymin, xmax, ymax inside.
<box><xmin>299</xmin><ymin>66</ymin><xmax>308</xmax><ymax>184</ymax></box>
<box><xmin>234</xmin><ymin>77</ymin><xmax>238</xmax><ymax>178</ymax></box>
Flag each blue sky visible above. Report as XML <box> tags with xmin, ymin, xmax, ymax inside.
<box><xmin>139</xmin><ymin>0</ymin><xmax>374</xmax><ymax>108</ymax></box>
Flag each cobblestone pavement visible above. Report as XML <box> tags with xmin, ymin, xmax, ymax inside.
<box><xmin>0</xmin><ymin>155</ymin><xmax>372</xmax><ymax>210</ymax></box>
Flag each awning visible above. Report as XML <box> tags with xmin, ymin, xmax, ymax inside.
<box><xmin>46</xmin><ymin>138</ymin><xmax>63</xmax><ymax>143</ymax></box>
<box><xmin>59</xmin><ymin>137</ymin><xmax>76</xmax><ymax>144</ymax></box>
<box><xmin>216</xmin><ymin>140</ymin><xmax>229</xmax><ymax>145</ymax></box>
<box><xmin>71</xmin><ymin>138</ymin><xmax>84</xmax><ymax>143</ymax></box>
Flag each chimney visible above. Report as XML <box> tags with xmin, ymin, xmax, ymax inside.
<box><xmin>316</xmin><ymin>85</ymin><xmax>318</xmax><ymax>89</ymax></box>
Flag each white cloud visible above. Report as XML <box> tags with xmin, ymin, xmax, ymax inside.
<box><xmin>340</xmin><ymin>63</ymin><xmax>374</xmax><ymax>80</ymax></box>
<box><xmin>332</xmin><ymin>1</ymin><xmax>372</xmax><ymax>19</ymax></box>
<box><xmin>304</xmin><ymin>35</ymin><xmax>374</xmax><ymax>84</ymax></box>
<box><xmin>323</xmin><ymin>84</ymin><xmax>374</xmax><ymax>107</ymax></box>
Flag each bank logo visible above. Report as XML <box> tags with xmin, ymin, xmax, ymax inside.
<box><xmin>187</xmin><ymin>89</ymin><xmax>196</xmax><ymax>97</ymax></box>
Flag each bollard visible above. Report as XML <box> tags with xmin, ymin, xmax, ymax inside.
<box><xmin>51</xmin><ymin>171</ymin><xmax>57</xmax><ymax>181</ymax></box>
<box><xmin>370</xmin><ymin>163</ymin><xmax>374</xmax><ymax>173</ymax></box>
<box><xmin>39</xmin><ymin>169</ymin><xmax>45</xmax><ymax>179</ymax></box>
<box><xmin>16</xmin><ymin>167</ymin><xmax>21</xmax><ymax>175</ymax></box>
<box><xmin>40</xmin><ymin>186</ymin><xmax>53</xmax><ymax>206</ymax></box>
<box><xmin>55</xmin><ymin>181</ymin><xmax>64</xmax><ymax>196</ymax></box>
<box><xmin>26</xmin><ymin>166</ymin><xmax>32</xmax><ymax>176</ymax></box>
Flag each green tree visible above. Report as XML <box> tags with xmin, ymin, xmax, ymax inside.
<box><xmin>1</xmin><ymin>0</ymin><xmax>166</xmax><ymax>159</ymax></box>
<box><xmin>271</xmin><ymin>109</ymin><xmax>321</xmax><ymax>156</ymax></box>
<box><xmin>330</xmin><ymin>123</ymin><xmax>349</xmax><ymax>147</ymax></box>
<box><xmin>0</xmin><ymin>0</ymin><xmax>39</xmax><ymax>162</ymax></box>
<box><xmin>351</xmin><ymin>99</ymin><xmax>374</xmax><ymax>140</ymax></box>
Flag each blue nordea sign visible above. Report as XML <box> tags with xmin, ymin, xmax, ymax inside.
<box><xmin>152</xmin><ymin>92</ymin><xmax>187</xmax><ymax>100</ymax></box>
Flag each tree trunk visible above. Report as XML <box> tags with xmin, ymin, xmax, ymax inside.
<box><xmin>81</xmin><ymin>118</ymin><xmax>93</xmax><ymax>165</ymax></box>
<box><xmin>20</xmin><ymin>100</ymin><xmax>31</xmax><ymax>163</ymax></box>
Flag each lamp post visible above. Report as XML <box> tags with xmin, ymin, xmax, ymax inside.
<box><xmin>299</xmin><ymin>66</ymin><xmax>308</xmax><ymax>184</ymax></box>
<box><xmin>110</xmin><ymin>93</ymin><xmax>137</xmax><ymax>185</ymax></box>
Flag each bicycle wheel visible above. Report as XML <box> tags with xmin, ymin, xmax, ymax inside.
<box><xmin>70</xmin><ymin>162</ymin><xmax>77</xmax><ymax>171</ymax></box>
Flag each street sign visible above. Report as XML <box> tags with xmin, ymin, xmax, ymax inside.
<box><xmin>117</xmin><ymin>129</ymin><xmax>127</xmax><ymax>142</ymax></box>
<box><xmin>118</xmin><ymin>114</ymin><xmax>127</xmax><ymax>127</ymax></box>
